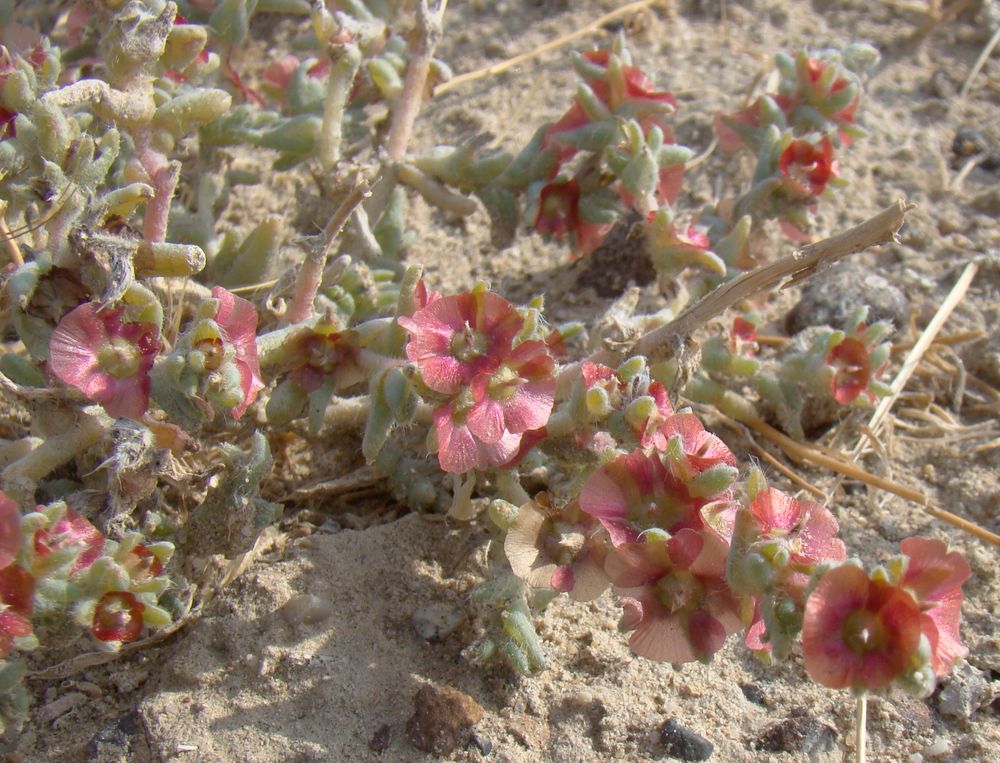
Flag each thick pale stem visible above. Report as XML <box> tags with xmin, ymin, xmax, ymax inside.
<box><xmin>318</xmin><ymin>43</ymin><xmax>362</xmax><ymax>171</ymax></box>
<box><xmin>397</xmin><ymin>164</ymin><xmax>477</xmax><ymax>216</ymax></box>
<box><xmin>385</xmin><ymin>1</ymin><xmax>447</xmax><ymax>162</ymax></box>
<box><xmin>366</xmin><ymin>0</ymin><xmax>448</xmax><ymax>222</ymax></box>
<box><xmin>134</xmin><ymin>128</ymin><xmax>180</xmax><ymax>244</ymax></box>
<box><xmin>285</xmin><ymin>180</ymin><xmax>369</xmax><ymax>325</ymax></box>
<box><xmin>855</xmin><ymin>695</ymin><xmax>867</xmax><ymax>763</ymax></box>
<box><xmin>1</xmin><ymin>412</ymin><xmax>109</xmax><ymax>504</ymax></box>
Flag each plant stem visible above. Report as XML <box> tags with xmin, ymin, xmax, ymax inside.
<box><xmin>0</xmin><ymin>203</ymin><xmax>24</xmax><ymax>267</ymax></box>
<box><xmin>855</xmin><ymin>694</ymin><xmax>867</xmax><ymax>763</ymax></box>
<box><xmin>385</xmin><ymin>0</ymin><xmax>448</xmax><ymax>162</ymax></box>
<box><xmin>134</xmin><ymin>127</ymin><xmax>180</xmax><ymax>243</ymax></box>
<box><xmin>1</xmin><ymin>411</ymin><xmax>109</xmax><ymax>505</ymax></box>
<box><xmin>366</xmin><ymin>0</ymin><xmax>448</xmax><ymax>223</ymax></box>
<box><xmin>285</xmin><ymin>179</ymin><xmax>369</xmax><ymax>325</ymax></box>
<box><xmin>318</xmin><ymin>42</ymin><xmax>362</xmax><ymax>171</ymax></box>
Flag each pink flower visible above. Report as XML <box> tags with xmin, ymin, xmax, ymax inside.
<box><xmin>49</xmin><ymin>303</ymin><xmax>161</xmax><ymax>419</ymax></box>
<box><xmin>545</xmin><ymin>49</ymin><xmax>677</xmax><ymax>160</ymax></box>
<box><xmin>0</xmin><ymin>491</ymin><xmax>21</xmax><ymax>570</ymax></box>
<box><xmin>730</xmin><ymin>317</ymin><xmax>758</xmax><ymax>357</ymax></box>
<box><xmin>0</xmin><ymin>564</ymin><xmax>34</xmax><ymax>657</ymax></box>
<box><xmin>657</xmin><ymin>412</ymin><xmax>737</xmax><ymax>475</ymax></box>
<box><xmin>92</xmin><ymin>591</ymin><xmax>144</xmax><ymax>643</ymax></box>
<box><xmin>121</xmin><ymin>544</ymin><xmax>165</xmax><ymax>584</ymax></box>
<box><xmin>208</xmin><ymin>287</ymin><xmax>264</xmax><ymax>419</ymax></box>
<box><xmin>580</xmin><ymin>450</ymin><xmax>716</xmax><ymax>546</ymax></box>
<box><xmin>465</xmin><ymin>340</ymin><xmax>555</xmax><ymax>440</ymax></box>
<box><xmin>606</xmin><ymin>531</ymin><xmax>741</xmax><ymax>663</ymax></box>
<box><xmin>33</xmin><ymin>507</ymin><xmax>104</xmax><ymax>575</ymax></box>
<box><xmin>900</xmin><ymin>537</ymin><xmax>971</xmax><ymax>677</ymax></box>
<box><xmin>802</xmin><ymin>565</ymin><xmax>922</xmax><ymax>691</ymax></box>
<box><xmin>261</xmin><ymin>54</ymin><xmax>302</xmax><ymax>92</ymax></box>
<box><xmin>285</xmin><ymin>323</ymin><xmax>365</xmax><ymax>393</ymax></box>
<box><xmin>433</xmin><ymin>399</ymin><xmax>522</xmax><ymax>473</ymax></box>
<box><xmin>714</xmin><ymin>94</ymin><xmax>795</xmax><ymax>153</ymax></box>
<box><xmin>748</xmin><ymin>488</ymin><xmax>846</xmax><ymax>574</ymax></box>
<box><xmin>733</xmin><ymin>488</ymin><xmax>846</xmax><ymax>653</ymax></box>
<box><xmin>400</xmin><ymin>291</ymin><xmax>524</xmax><ymax>395</ymax></box>
<box><xmin>778</xmin><ymin>136</ymin><xmax>838</xmax><ymax>198</ymax></box>
<box><xmin>505</xmin><ymin>496</ymin><xmax>610</xmax><ymax>600</ymax></box>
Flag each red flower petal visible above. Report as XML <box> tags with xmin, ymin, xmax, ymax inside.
<box><xmin>92</xmin><ymin>591</ymin><xmax>144</xmax><ymax>642</ymax></box>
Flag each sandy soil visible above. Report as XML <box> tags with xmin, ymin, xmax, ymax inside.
<box><xmin>12</xmin><ymin>1</ymin><xmax>1000</xmax><ymax>761</ymax></box>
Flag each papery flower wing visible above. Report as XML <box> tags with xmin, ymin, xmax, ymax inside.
<box><xmin>0</xmin><ymin>491</ymin><xmax>20</xmax><ymax>569</ymax></box>
<box><xmin>49</xmin><ymin>302</ymin><xmax>111</xmax><ymax>397</ymax></box>
<box><xmin>433</xmin><ymin>404</ymin><xmax>479</xmax><ymax>473</ymax></box>
<box><xmin>0</xmin><ymin>564</ymin><xmax>34</xmax><ymax>616</ymax></box>
<box><xmin>900</xmin><ymin>537</ymin><xmax>971</xmax><ymax>603</ymax></box>
<box><xmin>921</xmin><ymin>591</ymin><xmax>968</xmax><ymax>677</ymax></box>
<box><xmin>499</xmin><ymin>378</ymin><xmax>556</xmax><ymax>434</ymax></box>
<box><xmin>212</xmin><ymin>287</ymin><xmax>263</xmax><ymax>418</ymax></box>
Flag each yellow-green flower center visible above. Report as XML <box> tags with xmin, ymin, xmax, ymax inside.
<box><xmin>843</xmin><ymin>610</ymin><xmax>885</xmax><ymax>654</ymax></box>
<box><xmin>97</xmin><ymin>338</ymin><xmax>141</xmax><ymax>379</ymax></box>
<box><xmin>450</xmin><ymin>323</ymin><xmax>488</xmax><ymax>362</ymax></box>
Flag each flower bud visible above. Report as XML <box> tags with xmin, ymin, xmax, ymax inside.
<box><xmin>689</xmin><ymin>464</ymin><xmax>739</xmax><ymax>498</ymax></box>
<box><xmin>488</xmin><ymin>499</ymin><xmax>519</xmax><ymax>531</ymax></box>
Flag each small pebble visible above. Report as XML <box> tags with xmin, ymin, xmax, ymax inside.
<box><xmin>280</xmin><ymin>593</ymin><xmax>333</xmax><ymax>628</ymax></box>
<box><xmin>922</xmin><ymin>737</ymin><xmax>952</xmax><ymax>758</ymax></box>
<box><xmin>411</xmin><ymin>602</ymin><xmax>465</xmax><ymax>643</ymax></box>
<box><xmin>752</xmin><ymin>714</ymin><xmax>838</xmax><ymax>757</ymax></box>
<box><xmin>368</xmin><ymin>724</ymin><xmax>392</xmax><ymax>754</ymax></box>
<box><xmin>952</xmin><ymin>128</ymin><xmax>987</xmax><ymax>159</ymax></box>
<box><xmin>468</xmin><ymin>730</ymin><xmax>493</xmax><ymax>755</ymax></box>
<box><xmin>659</xmin><ymin>718</ymin><xmax>714</xmax><ymax>761</ymax></box>
<box><xmin>935</xmin><ymin>661</ymin><xmax>1000</xmax><ymax>718</ymax></box>
<box><xmin>85</xmin><ymin>710</ymin><xmax>149</xmax><ymax>763</ymax></box>
<box><xmin>739</xmin><ymin>682</ymin><xmax>767</xmax><ymax>706</ymax></box>
<box><xmin>406</xmin><ymin>683</ymin><xmax>484</xmax><ymax>754</ymax></box>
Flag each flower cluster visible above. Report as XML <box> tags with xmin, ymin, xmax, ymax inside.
<box><xmin>0</xmin><ymin>488</ymin><xmax>175</xmax><ymax>689</ymax></box>
<box><xmin>686</xmin><ymin>307</ymin><xmax>892</xmax><ymax>440</ymax></box>
<box><xmin>497</xmin><ymin>36</ymin><xmax>691</xmax><ymax>257</ymax></box>
<box><xmin>153</xmin><ymin>287</ymin><xmax>264</xmax><ymax>425</ymax></box>
<box><xmin>711</xmin><ymin>47</ymin><xmax>877</xmax><ymax>242</ymax></box>
<box><xmin>401</xmin><ymin>287</ymin><xmax>556</xmax><ymax>472</ymax></box>
<box><xmin>802</xmin><ymin>537</ymin><xmax>970</xmax><ymax>694</ymax></box>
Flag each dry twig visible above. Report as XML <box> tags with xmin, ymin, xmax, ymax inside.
<box><xmin>633</xmin><ymin>200</ymin><xmax>914</xmax><ymax>358</ymax></box>
<box><xmin>434</xmin><ymin>0</ymin><xmax>664</xmax><ymax>97</ymax></box>
<box><xmin>743</xmin><ymin>416</ymin><xmax>1000</xmax><ymax>547</ymax></box>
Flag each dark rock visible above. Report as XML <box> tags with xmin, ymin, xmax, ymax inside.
<box><xmin>659</xmin><ymin>718</ymin><xmax>714</xmax><ymax>761</ymax></box>
<box><xmin>368</xmin><ymin>724</ymin><xmax>392</xmax><ymax>754</ymax></box>
<box><xmin>468</xmin><ymin>730</ymin><xmax>493</xmax><ymax>755</ymax></box>
<box><xmin>739</xmin><ymin>682</ymin><xmax>767</xmax><ymax>706</ymax></box>
<box><xmin>752</xmin><ymin>715</ymin><xmax>838</xmax><ymax>757</ymax></box>
<box><xmin>952</xmin><ymin>128</ymin><xmax>987</xmax><ymax>159</ymax></box>
<box><xmin>406</xmin><ymin>683</ymin><xmax>485</xmax><ymax>754</ymax></box>
<box><xmin>785</xmin><ymin>262</ymin><xmax>909</xmax><ymax>337</ymax></box>
<box><xmin>85</xmin><ymin>711</ymin><xmax>151</xmax><ymax>763</ymax></box>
